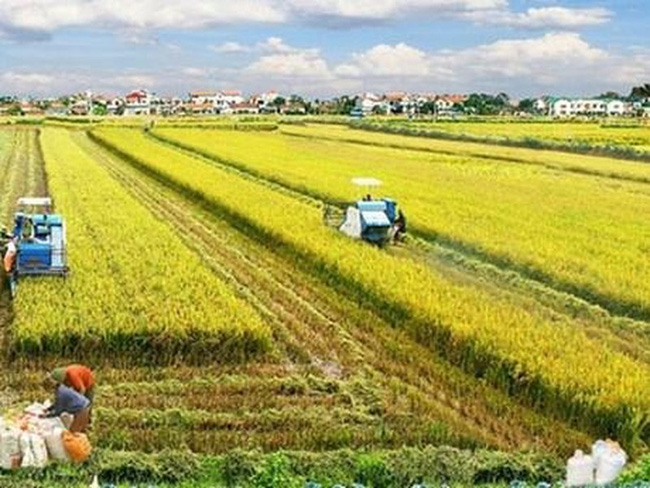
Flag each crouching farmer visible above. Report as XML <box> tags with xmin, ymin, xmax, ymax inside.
<box><xmin>50</xmin><ymin>365</ymin><xmax>95</xmax><ymax>406</ymax></box>
<box><xmin>43</xmin><ymin>380</ymin><xmax>91</xmax><ymax>433</ymax></box>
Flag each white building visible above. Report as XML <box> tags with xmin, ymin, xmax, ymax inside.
<box><xmin>251</xmin><ymin>91</ymin><xmax>283</xmax><ymax>112</ymax></box>
<box><xmin>576</xmin><ymin>99</ymin><xmax>607</xmax><ymax>114</ymax></box>
<box><xmin>188</xmin><ymin>90</ymin><xmax>244</xmax><ymax>113</ymax></box>
<box><xmin>550</xmin><ymin>97</ymin><xmax>631</xmax><ymax>118</ymax></box>
<box><xmin>230</xmin><ymin>102</ymin><xmax>259</xmax><ymax>114</ymax></box>
<box><xmin>435</xmin><ymin>94</ymin><xmax>467</xmax><ymax>112</ymax></box>
<box><xmin>606</xmin><ymin>100</ymin><xmax>627</xmax><ymax>116</ymax></box>
<box><xmin>189</xmin><ymin>91</ymin><xmax>218</xmax><ymax>105</ymax></box>
<box><xmin>222</xmin><ymin>90</ymin><xmax>244</xmax><ymax>106</ymax></box>
<box><xmin>124</xmin><ymin>89</ymin><xmax>152</xmax><ymax>116</ymax></box>
<box><xmin>359</xmin><ymin>93</ymin><xmax>384</xmax><ymax>114</ymax></box>
<box><xmin>550</xmin><ymin>99</ymin><xmax>571</xmax><ymax>117</ymax></box>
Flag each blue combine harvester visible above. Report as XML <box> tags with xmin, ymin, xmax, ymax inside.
<box><xmin>4</xmin><ymin>197</ymin><xmax>69</xmax><ymax>297</ymax></box>
<box><xmin>335</xmin><ymin>178</ymin><xmax>406</xmax><ymax>246</ymax></box>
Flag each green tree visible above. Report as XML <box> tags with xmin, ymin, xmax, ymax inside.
<box><xmin>0</xmin><ymin>96</ymin><xmax>17</xmax><ymax>105</ymax></box>
<box><xmin>419</xmin><ymin>100</ymin><xmax>436</xmax><ymax>115</ymax></box>
<box><xmin>598</xmin><ymin>91</ymin><xmax>621</xmax><ymax>99</ymax></box>
<box><xmin>332</xmin><ymin>95</ymin><xmax>359</xmax><ymax>115</ymax></box>
<box><xmin>630</xmin><ymin>83</ymin><xmax>650</xmax><ymax>100</ymax></box>
<box><xmin>6</xmin><ymin>104</ymin><xmax>22</xmax><ymax>116</ymax></box>
<box><xmin>517</xmin><ymin>98</ymin><xmax>536</xmax><ymax>113</ymax></box>
<box><xmin>463</xmin><ymin>93</ymin><xmax>512</xmax><ymax>115</ymax></box>
<box><xmin>271</xmin><ymin>96</ymin><xmax>286</xmax><ymax>108</ymax></box>
<box><xmin>92</xmin><ymin>104</ymin><xmax>108</xmax><ymax>116</ymax></box>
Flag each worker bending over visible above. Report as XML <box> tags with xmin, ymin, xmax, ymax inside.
<box><xmin>50</xmin><ymin>365</ymin><xmax>95</xmax><ymax>404</ymax></box>
<box><xmin>43</xmin><ymin>382</ymin><xmax>91</xmax><ymax>433</ymax></box>
<box><xmin>50</xmin><ymin>365</ymin><xmax>96</xmax><ymax>426</ymax></box>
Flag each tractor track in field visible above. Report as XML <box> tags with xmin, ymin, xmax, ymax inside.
<box><xmin>76</xmin><ymin>130</ymin><xmax>591</xmax><ymax>455</ymax></box>
<box><xmin>145</xmin><ymin>129</ymin><xmax>650</xmax><ymax>361</ymax></box>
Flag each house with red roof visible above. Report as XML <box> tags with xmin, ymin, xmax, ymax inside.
<box><xmin>124</xmin><ymin>89</ymin><xmax>152</xmax><ymax>116</ymax></box>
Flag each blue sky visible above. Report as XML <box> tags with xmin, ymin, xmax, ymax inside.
<box><xmin>0</xmin><ymin>0</ymin><xmax>648</xmax><ymax>98</ymax></box>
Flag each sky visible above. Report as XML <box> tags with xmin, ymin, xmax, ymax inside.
<box><xmin>0</xmin><ymin>0</ymin><xmax>648</xmax><ymax>98</ymax></box>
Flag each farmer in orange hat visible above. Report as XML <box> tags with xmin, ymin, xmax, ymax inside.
<box><xmin>50</xmin><ymin>365</ymin><xmax>96</xmax><ymax>425</ymax></box>
<box><xmin>50</xmin><ymin>365</ymin><xmax>95</xmax><ymax>404</ymax></box>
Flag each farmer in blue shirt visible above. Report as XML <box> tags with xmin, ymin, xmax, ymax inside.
<box><xmin>44</xmin><ymin>383</ymin><xmax>91</xmax><ymax>433</ymax></box>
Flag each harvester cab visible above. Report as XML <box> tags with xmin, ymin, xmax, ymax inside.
<box><xmin>335</xmin><ymin>178</ymin><xmax>406</xmax><ymax>246</ymax></box>
<box><xmin>4</xmin><ymin>197</ymin><xmax>69</xmax><ymax>297</ymax></box>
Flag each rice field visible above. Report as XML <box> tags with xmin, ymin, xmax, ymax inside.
<box><xmin>10</xmin><ymin>129</ymin><xmax>270</xmax><ymax>362</ymax></box>
<box><xmin>398</xmin><ymin>120</ymin><xmax>650</xmax><ymax>152</ymax></box>
<box><xmin>1</xmin><ymin>119</ymin><xmax>649</xmax><ymax>486</ymax></box>
<box><xmin>153</xmin><ymin>125</ymin><xmax>650</xmax><ymax>322</ymax></box>
<box><xmin>280</xmin><ymin>123</ymin><xmax>650</xmax><ymax>182</ymax></box>
<box><xmin>91</xmin><ymin>127</ymin><xmax>650</xmax><ymax>447</ymax></box>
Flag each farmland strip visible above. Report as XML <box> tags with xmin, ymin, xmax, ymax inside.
<box><xmin>148</xmin><ymin>127</ymin><xmax>650</xmax><ymax>351</ymax></box>
<box><xmin>10</xmin><ymin>129</ymin><xmax>271</xmax><ymax>363</ymax></box>
<box><xmin>280</xmin><ymin>125</ymin><xmax>650</xmax><ymax>185</ymax></box>
<box><xmin>152</xmin><ymin>127</ymin><xmax>650</xmax><ymax>322</ymax></box>
<box><xmin>352</xmin><ymin>120</ymin><xmax>650</xmax><ymax>163</ymax></box>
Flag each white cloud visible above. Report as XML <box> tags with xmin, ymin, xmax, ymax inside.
<box><xmin>440</xmin><ymin>32</ymin><xmax>608</xmax><ymax>80</ymax></box>
<box><xmin>601</xmin><ymin>49</ymin><xmax>650</xmax><ymax>86</ymax></box>
<box><xmin>119</xmin><ymin>29</ymin><xmax>159</xmax><ymax>45</ymax></box>
<box><xmin>210</xmin><ymin>41</ymin><xmax>250</xmax><ymax>53</ymax></box>
<box><xmin>332</xmin><ymin>33</ymin><xmax>635</xmax><ymax>95</ymax></box>
<box><xmin>3</xmin><ymin>33</ymin><xmax>647</xmax><ymax>98</ymax></box>
<box><xmin>181</xmin><ymin>67</ymin><xmax>210</xmax><ymax>77</ymax></box>
<box><xmin>464</xmin><ymin>6</ymin><xmax>612</xmax><ymax>28</ymax></box>
<box><xmin>0</xmin><ymin>0</ymin><xmax>286</xmax><ymax>37</ymax></box>
<box><xmin>0</xmin><ymin>71</ymin><xmax>54</xmax><ymax>86</ymax></box>
<box><xmin>243</xmin><ymin>37</ymin><xmax>331</xmax><ymax>79</ymax></box>
<box><xmin>0</xmin><ymin>70</ymin><xmax>162</xmax><ymax>96</ymax></box>
<box><xmin>258</xmin><ymin>37</ymin><xmax>298</xmax><ymax>53</ymax></box>
<box><xmin>246</xmin><ymin>52</ymin><xmax>331</xmax><ymax>79</ymax></box>
<box><xmin>108</xmin><ymin>74</ymin><xmax>156</xmax><ymax>88</ymax></box>
<box><xmin>335</xmin><ymin>43</ymin><xmax>432</xmax><ymax>77</ymax></box>
<box><xmin>0</xmin><ymin>0</ymin><xmax>610</xmax><ymax>39</ymax></box>
<box><xmin>283</xmin><ymin>0</ymin><xmax>506</xmax><ymax>21</ymax></box>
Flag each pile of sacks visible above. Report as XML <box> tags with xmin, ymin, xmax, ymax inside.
<box><xmin>567</xmin><ymin>439</ymin><xmax>628</xmax><ymax>487</ymax></box>
<box><xmin>0</xmin><ymin>401</ymin><xmax>91</xmax><ymax>470</ymax></box>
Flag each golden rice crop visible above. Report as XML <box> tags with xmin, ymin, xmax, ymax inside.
<box><xmin>92</xmin><ymin>128</ymin><xmax>650</xmax><ymax>446</ymax></box>
<box><xmin>280</xmin><ymin>123</ymin><xmax>650</xmax><ymax>182</ymax></box>
<box><xmin>154</xmin><ymin>126</ymin><xmax>650</xmax><ymax>321</ymax></box>
<box><xmin>406</xmin><ymin>120</ymin><xmax>650</xmax><ymax>150</ymax></box>
<box><xmin>11</xmin><ymin>129</ymin><xmax>270</xmax><ymax>362</ymax></box>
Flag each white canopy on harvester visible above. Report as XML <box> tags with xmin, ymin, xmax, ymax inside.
<box><xmin>17</xmin><ymin>197</ymin><xmax>52</xmax><ymax>208</ymax></box>
<box><xmin>351</xmin><ymin>177</ymin><xmax>382</xmax><ymax>187</ymax></box>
